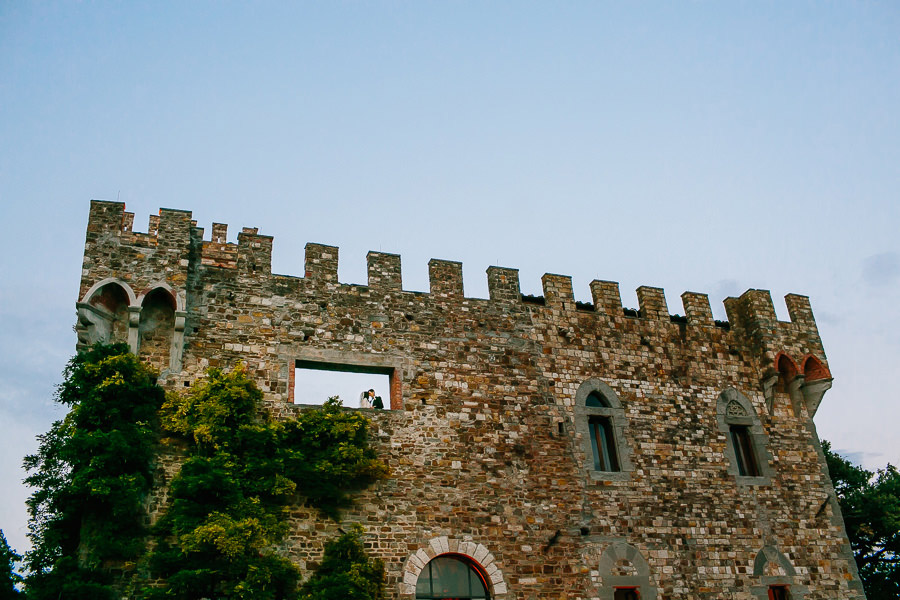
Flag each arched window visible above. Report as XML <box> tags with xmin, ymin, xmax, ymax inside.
<box><xmin>716</xmin><ymin>389</ymin><xmax>773</xmax><ymax>484</ymax></box>
<box><xmin>575</xmin><ymin>380</ymin><xmax>633</xmax><ymax>480</ymax></box>
<box><xmin>586</xmin><ymin>392</ymin><xmax>619</xmax><ymax>471</ymax></box>
<box><xmin>415</xmin><ymin>555</ymin><xmax>491</xmax><ymax>600</ymax></box>
<box><xmin>77</xmin><ymin>279</ymin><xmax>135</xmax><ymax>348</ymax></box>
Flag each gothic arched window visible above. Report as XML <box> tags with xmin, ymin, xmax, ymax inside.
<box><xmin>716</xmin><ymin>388</ymin><xmax>773</xmax><ymax>484</ymax></box>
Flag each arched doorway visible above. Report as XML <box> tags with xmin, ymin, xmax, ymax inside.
<box><xmin>415</xmin><ymin>555</ymin><xmax>491</xmax><ymax>600</ymax></box>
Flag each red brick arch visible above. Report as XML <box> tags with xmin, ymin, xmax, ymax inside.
<box><xmin>774</xmin><ymin>352</ymin><xmax>800</xmax><ymax>381</ymax></box>
<box><xmin>801</xmin><ymin>354</ymin><xmax>831</xmax><ymax>381</ymax></box>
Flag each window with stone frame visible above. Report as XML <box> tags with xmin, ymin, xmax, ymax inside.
<box><xmin>587</xmin><ymin>395</ymin><xmax>620</xmax><ymax>472</ymax></box>
<box><xmin>751</xmin><ymin>546</ymin><xmax>808</xmax><ymax>600</ymax></box>
<box><xmin>716</xmin><ymin>388</ymin><xmax>773</xmax><ymax>484</ymax></box>
<box><xmin>768</xmin><ymin>585</ymin><xmax>790</xmax><ymax>600</ymax></box>
<box><xmin>574</xmin><ymin>379</ymin><xmax>633</xmax><ymax>481</ymax></box>
<box><xmin>415</xmin><ymin>555</ymin><xmax>491</xmax><ymax>600</ymax></box>
<box><xmin>292</xmin><ymin>357</ymin><xmax>399</xmax><ymax>409</ymax></box>
<box><xmin>730</xmin><ymin>424</ymin><xmax>760</xmax><ymax>477</ymax></box>
<box><xmin>614</xmin><ymin>587</ymin><xmax>640</xmax><ymax>600</ymax></box>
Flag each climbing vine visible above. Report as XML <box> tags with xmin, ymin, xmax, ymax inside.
<box><xmin>299</xmin><ymin>524</ymin><xmax>386</xmax><ymax>600</ymax></box>
<box><xmin>143</xmin><ymin>365</ymin><xmax>389</xmax><ymax>599</ymax></box>
<box><xmin>22</xmin><ymin>345</ymin><xmax>388</xmax><ymax>600</ymax></box>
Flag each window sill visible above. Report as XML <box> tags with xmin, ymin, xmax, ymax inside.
<box><xmin>588</xmin><ymin>470</ymin><xmax>632</xmax><ymax>483</ymax></box>
<box><xmin>735</xmin><ymin>474</ymin><xmax>771</xmax><ymax>486</ymax></box>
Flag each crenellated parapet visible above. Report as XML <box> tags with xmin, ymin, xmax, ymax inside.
<box><xmin>84</xmin><ymin>202</ymin><xmax>821</xmax><ymax>327</ymax></box>
<box><xmin>80</xmin><ymin>200</ymin><xmax>832</xmax><ymax>403</ymax></box>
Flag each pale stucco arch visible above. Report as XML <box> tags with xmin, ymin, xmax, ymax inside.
<box><xmin>80</xmin><ymin>277</ymin><xmax>137</xmax><ymax>306</ymax></box>
<box><xmin>76</xmin><ymin>278</ymin><xmax>138</xmax><ymax>350</ymax></box>
<box><xmin>135</xmin><ymin>281</ymin><xmax>185</xmax><ymax>312</ymax></box>
<box><xmin>134</xmin><ymin>282</ymin><xmax>187</xmax><ymax>373</ymax></box>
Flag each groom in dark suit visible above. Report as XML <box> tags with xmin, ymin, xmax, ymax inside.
<box><xmin>365</xmin><ymin>388</ymin><xmax>384</xmax><ymax>409</ymax></box>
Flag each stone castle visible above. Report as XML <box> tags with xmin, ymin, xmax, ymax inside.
<box><xmin>75</xmin><ymin>200</ymin><xmax>866</xmax><ymax>599</ymax></box>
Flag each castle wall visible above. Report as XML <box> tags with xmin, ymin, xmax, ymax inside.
<box><xmin>77</xmin><ymin>200</ymin><xmax>865</xmax><ymax>600</ymax></box>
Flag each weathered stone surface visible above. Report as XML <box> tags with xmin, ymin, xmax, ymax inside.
<box><xmin>77</xmin><ymin>200</ymin><xmax>863</xmax><ymax>599</ymax></box>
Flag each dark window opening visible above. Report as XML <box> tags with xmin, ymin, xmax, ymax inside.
<box><xmin>294</xmin><ymin>360</ymin><xmax>394</xmax><ymax>409</ymax></box>
<box><xmin>415</xmin><ymin>555</ymin><xmax>490</xmax><ymax>600</ymax></box>
<box><xmin>614</xmin><ymin>588</ymin><xmax>640</xmax><ymax>600</ymax></box>
<box><xmin>730</xmin><ymin>425</ymin><xmax>759</xmax><ymax>477</ymax></box>
<box><xmin>585</xmin><ymin>391</ymin><xmax>611</xmax><ymax>408</ymax></box>
<box><xmin>589</xmin><ymin>416</ymin><xmax>620</xmax><ymax>472</ymax></box>
<box><xmin>768</xmin><ymin>585</ymin><xmax>790</xmax><ymax>600</ymax></box>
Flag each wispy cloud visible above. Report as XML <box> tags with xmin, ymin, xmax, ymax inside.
<box><xmin>862</xmin><ymin>252</ymin><xmax>900</xmax><ymax>288</ymax></box>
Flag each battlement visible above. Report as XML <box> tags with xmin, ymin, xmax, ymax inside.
<box><xmin>85</xmin><ymin>200</ymin><xmax>822</xmax><ymax>332</ymax></box>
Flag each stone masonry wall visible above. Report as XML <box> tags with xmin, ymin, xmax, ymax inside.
<box><xmin>77</xmin><ymin>201</ymin><xmax>866</xmax><ymax>600</ymax></box>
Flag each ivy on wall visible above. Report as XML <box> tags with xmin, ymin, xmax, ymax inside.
<box><xmin>299</xmin><ymin>524</ymin><xmax>386</xmax><ymax>600</ymax></box>
<box><xmin>22</xmin><ymin>344</ymin><xmax>389</xmax><ymax>600</ymax></box>
<box><xmin>24</xmin><ymin>343</ymin><xmax>165</xmax><ymax>600</ymax></box>
<box><xmin>145</xmin><ymin>366</ymin><xmax>389</xmax><ymax>599</ymax></box>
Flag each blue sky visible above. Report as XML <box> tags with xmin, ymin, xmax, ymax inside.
<box><xmin>1</xmin><ymin>2</ymin><xmax>898</xmax><ymax>555</ymax></box>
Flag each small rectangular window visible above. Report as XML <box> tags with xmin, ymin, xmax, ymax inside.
<box><xmin>730</xmin><ymin>425</ymin><xmax>760</xmax><ymax>477</ymax></box>
<box><xmin>589</xmin><ymin>416</ymin><xmax>620</xmax><ymax>472</ymax></box>
<box><xmin>768</xmin><ymin>585</ymin><xmax>790</xmax><ymax>600</ymax></box>
<box><xmin>614</xmin><ymin>588</ymin><xmax>640</xmax><ymax>600</ymax></box>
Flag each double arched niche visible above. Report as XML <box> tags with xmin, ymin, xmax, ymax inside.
<box><xmin>400</xmin><ymin>537</ymin><xmax>507</xmax><ymax>599</ymax></box>
<box><xmin>76</xmin><ymin>277</ymin><xmax>186</xmax><ymax>373</ymax></box>
<box><xmin>761</xmin><ymin>352</ymin><xmax>833</xmax><ymax>418</ymax></box>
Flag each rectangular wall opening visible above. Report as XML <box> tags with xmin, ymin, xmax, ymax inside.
<box><xmin>293</xmin><ymin>359</ymin><xmax>394</xmax><ymax>409</ymax></box>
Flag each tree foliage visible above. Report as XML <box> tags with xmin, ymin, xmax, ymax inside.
<box><xmin>145</xmin><ymin>366</ymin><xmax>389</xmax><ymax>599</ymax></box>
<box><xmin>0</xmin><ymin>530</ymin><xmax>22</xmax><ymax>599</ymax></box>
<box><xmin>23</xmin><ymin>343</ymin><xmax>165</xmax><ymax>599</ymax></box>
<box><xmin>299</xmin><ymin>524</ymin><xmax>385</xmax><ymax>600</ymax></box>
<box><xmin>824</xmin><ymin>441</ymin><xmax>900</xmax><ymax>599</ymax></box>
<box><xmin>22</xmin><ymin>345</ymin><xmax>389</xmax><ymax>599</ymax></box>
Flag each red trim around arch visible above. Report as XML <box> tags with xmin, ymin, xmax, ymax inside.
<box><xmin>774</xmin><ymin>352</ymin><xmax>800</xmax><ymax>381</ymax></box>
<box><xmin>801</xmin><ymin>354</ymin><xmax>831</xmax><ymax>381</ymax></box>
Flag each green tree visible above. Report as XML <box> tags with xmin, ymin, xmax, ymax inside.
<box><xmin>146</xmin><ymin>366</ymin><xmax>389</xmax><ymax>599</ymax></box>
<box><xmin>299</xmin><ymin>525</ymin><xmax>385</xmax><ymax>600</ymax></box>
<box><xmin>23</xmin><ymin>343</ymin><xmax>165</xmax><ymax>600</ymax></box>
<box><xmin>0</xmin><ymin>530</ymin><xmax>22</xmax><ymax>599</ymax></box>
<box><xmin>824</xmin><ymin>441</ymin><xmax>900</xmax><ymax>599</ymax></box>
